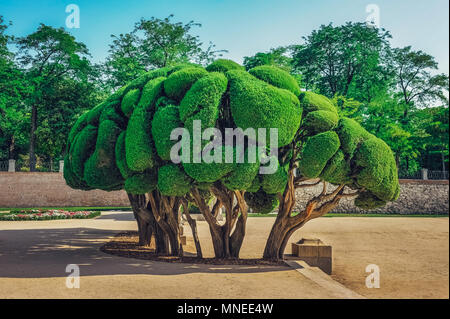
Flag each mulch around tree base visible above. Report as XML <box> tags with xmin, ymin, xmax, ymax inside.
<box><xmin>100</xmin><ymin>231</ymin><xmax>287</xmax><ymax>266</ymax></box>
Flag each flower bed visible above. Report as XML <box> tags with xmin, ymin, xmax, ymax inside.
<box><xmin>0</xmin><ymin>209</ymin><xmax>101</xmax><ymax>221</ymax></box>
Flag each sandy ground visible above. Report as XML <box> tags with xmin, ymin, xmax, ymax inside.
<box><xmin>0</xmin><ymin>212</ymin><xmax>448</xmax><ymax>298</ymax></box>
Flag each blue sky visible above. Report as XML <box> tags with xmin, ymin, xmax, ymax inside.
<box><xmin>1</xmin><ymin>0</ymin><xmax>449</xmax><ymax>73</ymax></box>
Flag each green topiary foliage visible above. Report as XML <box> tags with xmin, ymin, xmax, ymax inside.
<box><xmin>246</xmin><ymin>175</ymin><xmax>261</xmax><ymax>193</ymax></box>
<box><xmin>354</xmin><ymin>137</ymin><xmax>400</xmax><ymax>202</ymax></box>
<box><xmin>222</xmin><ymin>147</ymin><xmax>260</xmax><ymax>190</ymax></box>
<box><xmin>168</xmin><ymin>63</ymin><xmax>203</xmax><ymax>74</ymax></box>
<box><xmin>164</xmin><ymin>67</ymin><xmax>208</xmax><ymax>102</ymax></box>
<box><xmin>183</xmin><ymin>146</ymin><xmax>236</xmax><ymax>182</ymax></box>
<box><xmin>125</xmin><ymin>170</ymin><xmax>158</xmax><ymax>194</ymax></box>
<box><xmin>128</xmin><ymin>69</ymin><xmax>167</xmax><ymax>90</ymax></box>
<box><xmin>155</xmin><ymin>96</ymin><xmax>176</xmax><ymax>111</ymax></box>
<box><xmin>87</xmin><ymin>101</ymin><xmax>107</xmax><ymax>126</ymax></box>
<box><xmin>83</xmin><ymin>120</ymin><xmax>124</xmax><ymax>190</ymax></box>
<box><xmin>260</xmin><ymin>159</ymin><xmax>288</xmax><ymax>194</ymax></box>
<box><xmin>99</xmin><ymin>101</ymin><xmax>127</xmax><ymax>128</ymax></box>
<box><xmin>121</xmin><ymin>89</ymin><xmax>141</xmax><ymax>117</ymax></box>
<box><xmin>158</xmin><ymin>164</ymin><xmax>192</xmax><ymax>196</ymax></box>
<box><xmin>196</xmin><ymin>182</ymin><xmax>213</xmax><ymax>191</ymax></box>
<box><xmin>115</xmin><ymin>131</ymin><xmax>133</xmax><ymax>179</ymax></box>
<box><xmin>67</xmin><ymin>111</ymin><xmax>89</xmax><ymax>147</ymax></box>
<box><xmin>249</xmin><ymin>65</ymin><xmax>301</xmax><ymax>96</ymax></box>
<box><xmin>244</xmin><ymin>190</ymin><xmax>279</xmax><ymax>214</ymax></box>
<box><xmin>179</xmin><ymin>72</ymin><xmax>228</xmax><ymax>131</ymax></box>
<box><xmin>152</xmin><ymin>105</ymin><xmax>183</xmax><ymax>160</ymax></box>
<box><xmin>137</xmin><ymin>76</ymin><xmax>166</xmax><ymax>110</ymax></box>
<box><xmin>71</xmin><ymin>125</ymin><xmax>98</xmax><ymax>179</ymax></box>
<box><xmin>299</xmin><ymin>91</ymin><xmax>337</xmax><ymax>114</ymax></box>
<box><xmin>298</xmin><ymin>131</ymin><xmax>341</xmax><ymax>178</ymax></box>
<box><xmin>63</xmin><ymin>154</ymin><xmax>93</xmax><ymax>190</ymax></box>
<box><xmin>108</xmin><ymin>84</ymin><xmax>129</xmax><ymax>103</ymax></box>
<box><xmin>302</xmin><ymin>110</ymin><xmax>339</xmax><ymax>134</ymax></box>
<box><xmin>108</xmin><ymin>69</ymin><xmax>168</xmax><ymax>102</ymax></box>
<box><xmin>227</xmin><ymin>70</ymin><xmax>302</xmax><ymax>147</ymax></box>
<box><xmin>335</xmin><ymin>117</ymin><xmax>373</xmax><ymax>158</ymax></box>
<box><xmin>319</xmin><ymin>150</ymin><xmax>352</xmax><ymax>184</ymax></box>
<box><xmin>125</xmin><ymin>105</ymin><xmax>157</xmax><ymax>172</ymax></box>
<box><xmin>354</xmin><ymin>191</ymin><xmax>387</xmax><ymax>210</ymax></box>
<box><xmin>205</xmin><ymin>59</ymin><xmax>245</xmax><ymax>73</ymax></box>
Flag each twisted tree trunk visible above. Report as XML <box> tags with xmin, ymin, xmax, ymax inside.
<box><xmin>263</xmin><ymin>170</ymin><xmax>357</xmax><ymax>261</ymax></box>
<box><xmin>190</xmin><ymin>185</ymin><xmax>248</xmax><ymax>259</ymax></box>
<box><xmin>148</xmin><ymin>190</ymin><xmax>183</xmax><ymax>257</ymax></box>
<box><xmin>127</xmin><ymin>192</ymin><xmax>170</xmax><ymax>255</ymax></box>
<box><xmin>181</xmin><ymin>199</ymin><xmax>203</xmax><ymax>258</ymax></box>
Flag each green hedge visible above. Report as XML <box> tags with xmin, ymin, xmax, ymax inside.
<box><xmin>158</xmin><ymin>164</ymin><xmax>192</xmax><ymax>196</ymax></box>
<box><xmin>298</xmin><ymin>131</ymin><xmax>341</xmax><ymax>178</ymax></box>
<box><xmin>179</xmin><ymin>72</ymin><xmax>228</xmax><ymax>131</ymax></box>
<box><xmin>227</xmin><ymin>70</ymin><xmax>302</xmax><ymax>147</ymax></box>
<box><xmin>205</xmin><ymin>59</ymin><xmax>245</xmax><ymax>73</ymax></box>
<box><xmin>152</xmin><ymin>105</ymin><xmax>183</xmax><ymax>161</ymax></box>
<box><xmin>164</xmin><ymin>67</ymin><xmax>208</xmax><ymax>102</ymax></box>
<box><xmin>249</xmin><ymin>65</ymin><xmax>301</xmax><ymax>96</ymax></box>
<box><xmin>83</xmin><ymin>120</ymin><xmax>124</xmax><ymax>190</ymax></box>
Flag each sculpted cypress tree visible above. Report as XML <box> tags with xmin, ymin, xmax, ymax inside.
<box><xmin>64</xmin><ymin>59</ymin><xmax>399</xmax><ymax>261</ymax></box>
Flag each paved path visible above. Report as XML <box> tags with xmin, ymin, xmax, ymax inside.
<box><xmin>0</xmin><ymin>212</ymin><xmax>348</xmax><ymax>299</ymax></box>
<box><xmin>0</xmin><ymin>212</ymin><xmax>447</xmax><ymax>298</ymax></box>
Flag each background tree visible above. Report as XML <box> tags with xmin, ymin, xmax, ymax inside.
<box><xmin>15</xmin><ymin>24</ymin><xmax>92</xmax><ymax>171</ymax></box>
<box><xmin>35</xmin><ymin>76</ymin><xmax>104</xmax><ymax>168</ymax></box>
<box><xmin>104</xmin><ymin>15</ymin><xmax>227</xmax><ymax>91</ymax></box>
<box><xmin>393</xmin><ymin>46</ymin><xmax>449</xmax><ymax>108</ymax></box>
<box><xmin>419</xmin><ymin>106</ymin><xmax>449</xmax><ymax>172</ymax></box>
<box><xmin>243</xmin><ymin>46</ymin><xmax>295</xmax><ymax>72</ymax></box>
<box><xmin>103</xmin><ymin>32</ymin><xmax>146</xmax><ymax>90</ymax></box>
<box><xmin>292</xmin><ymin>22</ymin><xmax>391</xmax><ymax>98</ymax></box>
<box><xmin>0</xmin><ymin>16</ymin><xmax>30</xmax><ymax>161</ymax></box>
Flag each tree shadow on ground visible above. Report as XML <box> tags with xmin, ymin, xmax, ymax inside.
<box><xmin>95</xmin><ymin>211</ymin><xmax>135</xmax><ymax>221</ymax></box>
<box><xmin>0</xmin><ymin>227</ymin><xmax>291</xmax><ymax>278</ymax></box>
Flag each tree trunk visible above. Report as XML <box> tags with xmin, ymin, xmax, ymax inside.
<box><xmin>148</xmin><ymin>191</ymin><xmax>183</xmax><ymax>256</ymax></box>
<box><xmin>181</xmin><ymin>200</ymin><xmax>203</xmax><ymax>258</ymax></box>
<box><xmin>8</xmin><ymin>135</ymin><xmax>15</xmax><ymax>160</ymax></box>
<box><xmin>442</xmin><ymin>152</ymin><xmax>446</xmax><ymax>173</ymax></box>
<box><xmin>229</xmin><ymin>191</ymin><xmax>248</xmax><ymax>258</ymax></box>
<box><xmin>263</xmin><ymin>215</ymin><xmax>291</xmax><ymax>261</ymax></box>
<box><xmin>263</xmin><ymin>176</ymin><xmax>347</xmax><ymax>261</ymax></box>
<box><xmin>135</xmin><ymin>212</ymin><xmax>153</xmax><ymax>246</ymax></box>
<box><xmin>229</xmin><ymin>213</ymin><xmax>247</xmax><ymax>258</ymax></box>
<box><xmin>191</xmin><ymin>187</ymin><xmax>248</xmax><ymax>259</ymax></box>
<box><xmin>128</xmin><ymin>193</ymin><xmax>170</xmax><ymax>254</ymax></box>
<box><xmin>29</xmin><ymin>104</ymin><xmax>37</xmax><ymax>172</ymax></box>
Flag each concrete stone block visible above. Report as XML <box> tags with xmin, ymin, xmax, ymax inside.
<box><xmin>292</xmin><ymin>238</ymin><xmax>332</xmax><ymax>274</ymax></box>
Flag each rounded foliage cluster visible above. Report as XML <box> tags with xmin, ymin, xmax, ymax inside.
<box><xmin>244</xmin><ymin>190</ymin><xmax>279</xmax><ymax>214</ymax></box>
<box><xmin>293</xmin><ymin>88</ymin><xmax>400</xmax><ymax>207</ymax></box>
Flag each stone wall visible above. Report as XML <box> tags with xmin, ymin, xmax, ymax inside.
<box><xmin>293</xmin><ymin>179</ymin><xmax>449</xmax><ymax>215</ymax></box>
<box><xmin>0</xmin><ymin>172</ymin><xmax>129</xmax><ymax>208</ymax></box>
<box><xmin>0</xmin><ymin>173</ymin><xmax>448</xmax><ymax>213</ymax></box>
